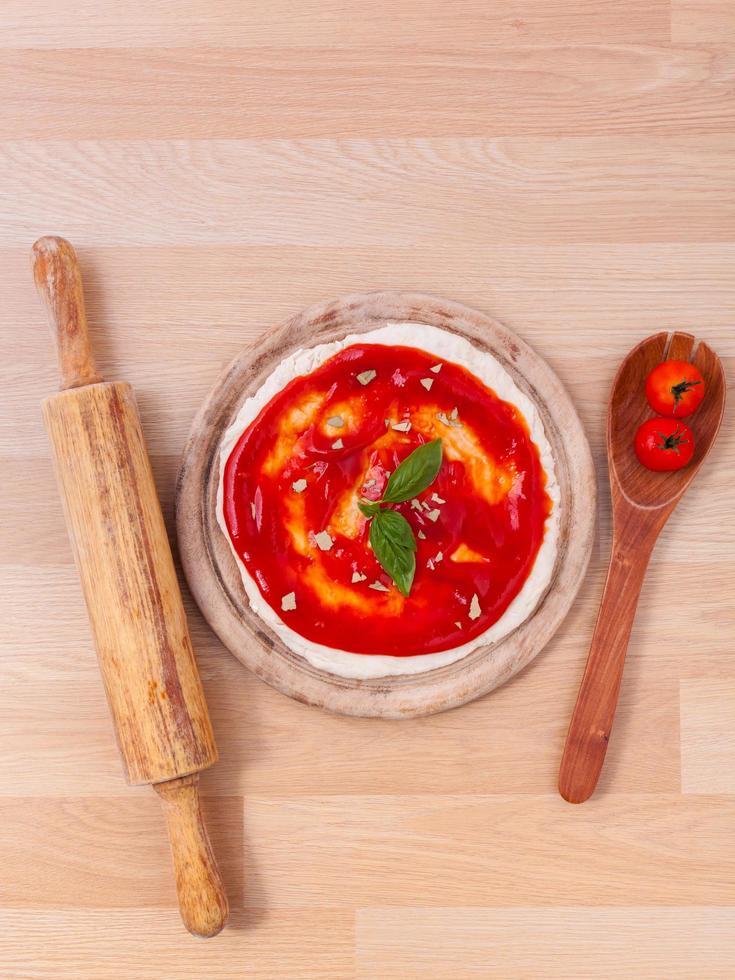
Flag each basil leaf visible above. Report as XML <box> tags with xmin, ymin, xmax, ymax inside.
<box><xmin>358</xmin><ymin>500</ymin><xmax>381</xmax><ymax>518</ymax></box>
<box><xmin>369</xmin><ymin>509</ymin><xmax>416</xmax><ymax>597</ymax></box>
<box><xmin>381</xmin><ymin>439</ymin><xmax>443</xmax><ymax>504</ymax></box>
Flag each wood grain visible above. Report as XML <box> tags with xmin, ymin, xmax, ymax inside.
<box><xmin>0</xmin><ymin>909</ymin><xmax>353</xmax><ymax>980</ymax></box>
<box><xmin>357</xmin><ymin>907</ymin><xmax>735</xmax><ymax>979</ymax></box>
<box><xmin>0</xmin><ymin>1</ymin><xmax>672</xmax><ymax>49</ymax></box>
<box><xmin>2</xmin><ymin>46</ymin><xmax>733</xmax><ymax>140</ymax></box>
<box><xmin>3</xmin><ymin>793</ymin><xmax>734</xmax><ymax>908</ymax></box>
<box><xmin>1</xmin><ymin>0</ymin><xmax>734</xmax><ymax>974</ymax></box>
<box><xmin>680</xmin><ymin>680</ymin><xmax>735</xmax><ymax>794</ymax></box>
<box><xmin>672</xmin><ymin>1</ymin><xmax>735</xmax><ymax>42</ymax></box>
<box><xmin>0</xmin><ymin>139</ymin><xmax>733</xmax><ymax>246</ymax></box>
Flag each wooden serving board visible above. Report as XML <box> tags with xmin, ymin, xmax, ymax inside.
<box><xmin>176</xmin><ymin>292</ymin><xmax>595</xmax><ymax>718</ymax></box>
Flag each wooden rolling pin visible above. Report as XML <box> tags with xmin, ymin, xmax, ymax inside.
<box><xmin>33</xmin><ymin>236</ymin><xmax>228</xmax><ymax>938</ymax></box>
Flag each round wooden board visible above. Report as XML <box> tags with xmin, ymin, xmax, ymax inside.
<box><xmin>176</xmin><ymin>292</ymin><xmax>595</xmax><ymax>718</ymax></box>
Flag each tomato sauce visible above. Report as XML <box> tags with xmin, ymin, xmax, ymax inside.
<box><xmin>221</xmin><ymin>343</ymin><xmax>552</xmax><ymax>658</ymax></box>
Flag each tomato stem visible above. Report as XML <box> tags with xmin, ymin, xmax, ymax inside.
<box><xmin>655</xmin><ymin>424</ymin><xmax>689</xmax><ymax>454</ymax></box>
<box><xmin>671</xmin><ymin>377</ymin><xmax>701</xmax><ymax>410</ymax></box>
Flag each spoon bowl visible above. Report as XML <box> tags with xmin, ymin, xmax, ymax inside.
<box><xmin>609</xmin><ymin>331</ymin><xmax>725</xmax><ymax>508</ymax></box>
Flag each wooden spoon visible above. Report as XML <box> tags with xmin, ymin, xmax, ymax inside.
<box><xmin>559</xmin><ymin>331</ymin><xmax>726</xmax><ymax>804</ymax></box>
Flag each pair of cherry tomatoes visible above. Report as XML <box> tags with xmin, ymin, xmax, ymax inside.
<box><xmin>635</xmin><ymin>360</ymin><xmax>705</xmax><ymax>472</ymax></box>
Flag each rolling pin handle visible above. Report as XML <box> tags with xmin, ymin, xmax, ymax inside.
<box><xmin>31</xmin><ymin>236</ymin><xmax>102</xmax><ymax>390</ymax></box>
<box><xmin>153</xmin><ymin>773</ymin><xmax>229</xmax><ymax>938</ymax></box>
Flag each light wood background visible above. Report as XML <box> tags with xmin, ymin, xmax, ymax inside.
<box><xmin>0</xmin><ymin>2</ymin><xmax>733</xmax><ymax>977</ymax></box>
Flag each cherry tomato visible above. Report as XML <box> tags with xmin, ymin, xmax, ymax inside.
<box><xmin>645</xmin><ymin>359</ymin><xmax>705</xmax><ymax>418</ymax></box>
<box><xmin>634</xmin><ymin>418</ymin><xmax>695</xmax><ymax>472</ymax></box>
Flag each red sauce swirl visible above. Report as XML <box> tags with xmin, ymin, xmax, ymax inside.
<box><xmin>222</xmin><ymin>343</ymin><xmax>552</xmax><ymax>658</ymax></box>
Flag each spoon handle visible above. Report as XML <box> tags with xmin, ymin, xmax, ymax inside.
<box><xmin>559</xmin><ymin>510</ymin><xmax>665</xmax><ymax>803</ymax></box>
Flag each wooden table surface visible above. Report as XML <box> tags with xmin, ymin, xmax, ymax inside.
<box><xmin>1</xmin><ymin>2</ymin><xmax>733</xmax><ymax>977</ymax></box>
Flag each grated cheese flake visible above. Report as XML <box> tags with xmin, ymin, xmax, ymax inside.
<box><xmin>314</xmin><ymin>530</ymin><xmax>334</xmax><ymax>551</ymax></box>
<box><xmin>469</xmin><ymin>593</ymin><xmax>481</xmax><ymax>620</ymax></box>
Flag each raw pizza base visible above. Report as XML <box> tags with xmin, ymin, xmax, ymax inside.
<box><xmin>176</xmin><ymin>292</ymin><xmax>595</xmax><ymax>718</ymax></box>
